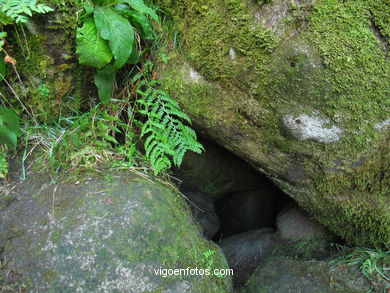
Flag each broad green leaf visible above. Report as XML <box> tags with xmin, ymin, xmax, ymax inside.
<box><xmin>0</xmin><ymin>53</ymin><xmax>5</xmax><ymax>82</ymax></box>
<box><xmin>122</xmin><ymin>9</ymin><xmax>152</xmax><ymax>39</ymax></box>
<box><xmin>121</xmin><ymin>0</ymin><xmax>158</xmax><ymax>22</ymax></box>
<box><xmin>95</xmin><ymin>62</ymin><xmax>117</xmax><ymax>104</ymax></box>
<box><xmin>81</xmin><ymin>4</ymin><xmax>94</xmax><ymax>18</ymax></box>
<box><xmin>94</xmin><ymin>6</ymin><xmax>134</xmax><ymax>69</ymax></box>
<box><xmin>76</xmin><ymin>16</ymin><xmax>113</xmax><ymax>69</ymax></box>
<box><xmin>0</xmin><ymin>106</ymin><xmax>21</xmax><ymax>150</ymax></box>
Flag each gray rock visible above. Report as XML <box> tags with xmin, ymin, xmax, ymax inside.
<box><xmin>0</xmin><ymin>172</ymin><xmax>232</xmax><ymax>292</ymax></box>
<box><xmin>241</xmin><ymin>257</ymin><xmax>371</xmax><ymax>293</ymax></box>
<box><xmin>219</xmin><ymin>228</ymin><xmax>274</xmax><ymax>286</ymax></box>
<box><xmin>182</xmin><ymin>190</ymin><xmax>220</xmax><ymax>239</ymax></box>
<box><xmin>216</xmin><ymin>188</ymin><xmax>278</xmax><ymax>238</ymax></box>
<box><xmin>276</xmin><ymin>205</ymin><xmax>327</xmax><ymax>241</ymax></box>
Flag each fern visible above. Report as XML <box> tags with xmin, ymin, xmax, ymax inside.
<box><xmin>137</xmin><ymin>85</ymin><xmax>203</xmax><ymax>175</ymax></box>
<box><xmin>0</xmin><ymin>0</ymin><xmax>53</xmax><ymax>24</ymax></box>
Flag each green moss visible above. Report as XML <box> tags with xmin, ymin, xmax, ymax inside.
<box><xmin>157</xmin><ymin>0</ymin><xmax>389</xmax><ymax>246</ymax></box>
<box><xmin>0</xmin><ymin>194</ymin><xmax>14</xmax><ymax>210</ymax></box>
<box><xmin>367</xmin><ymin>0</ymin><xmax>390</xmax><ymax>41</ymax></box>
<box><xmin>3</xmin><ymin>1</ymin><xmax>85</xmax><ymax>122</ymax></box>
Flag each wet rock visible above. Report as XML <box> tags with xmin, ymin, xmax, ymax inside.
<box><xmin>0</xmin><ymin>172</ymin><xmax>233</xmax><ymax>292</ymax></box>
<box><xmin>241</xmin><ymin>257</ymin><xmax>371</xmax><ymax>293</ymax></box>
<box><xmin>182</xmin><ymin>189</ymin><xmax>220</xmax><ymax>239</ymax></box>
<box><xmin>216</xmin><ymin>188</ymin><xmax>278</xmax><ymax>238</ymax></box>
<box><xmin>219</xmin><ymin>228</ymin><xmax>274</xmax><ymax>286</ymax></box>
<box><xmin>276</xmin><ymin>205</ymin><xmax>328</xmax><ymax>241</ymax></box>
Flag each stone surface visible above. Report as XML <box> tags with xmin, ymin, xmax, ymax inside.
<box><xmin>276</xmin><ymin>205</ymin><xmax>328</xmax><ymax>241</ymax></box>
<box><xmin>241</xmin><ymin>257</ymin><xmax>372</xmax><ymax>293</ymax></box>
<box><xmin>219</xmin><ymin>228</ymin><xmax>274</xmax><ymax>286</ymax></box>
<box><xmin>216</xmin><ymin>187</ymin><xmax>278</xmax><ymax>238</ymax></box>
<box><xmin>182</xmin><ymin>189</ymin><xmax>220</xmax><ymax>239</ymax></box>
<box><xmin>156</xmin><ymin>0</ymin><xmax>390</xmax><ymax>245</ymax></box>
<box><xmin>0</xmin><ymin>171</ymin><xmax>232</xmax><ymax>292</ymax></box>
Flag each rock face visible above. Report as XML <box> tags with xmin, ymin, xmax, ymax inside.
<box><xmin>276</xmin><ymin>205</ymin><xmax>328</xmax><ymax>241</ymax></box>
<box><xmin>0</xmin><ymin>172</ymin><xmax>232</xmax><ymax>292</ymax></box>
<box><xmin>2</xmin><ymin>1</ymin><xmax>89</xmax><ymax>121</ymax></box>
<box><xmin>219</xmin><ymin>228</ymin><xmax>274</xmax><ymax>286</ymax></box>
<box><xmin>156</xmin><ymin>0</ymin><xmax>390</xmax><ymax>245</ymax></box>
<box><xmin>241</xmin><ymin>257</ymin><xmax>371</xmax><ymax>293</ymax></box>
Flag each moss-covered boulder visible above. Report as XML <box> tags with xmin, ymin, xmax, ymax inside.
<box><xmin>0</xmin><ymin>171</ymin><xmax>232</xmax><ymax>292</ymax></box>
<box><xmin>156</xmin><ymin>0</ymin><xmax>390</xmax><ymax>245</ymax></box>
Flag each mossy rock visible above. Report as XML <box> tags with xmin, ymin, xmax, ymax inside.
<box><xmin>2</xmin><ymin>0</ymin><xmax>91</xmax><ymax>121</ymax></box>
<box><xmin>0</xmin><ymin>171</ymin><xmax>232</xmax><ymax>292</ymax></box>
<box><xmin>240</xmin><ymin>256</ymin><xmax>372</xmax><ymax>293</ymax></box>
<box><xmin>156</xmin><ymin>0</ymin><xmax>390</xmax><ymax>246</ymax></box>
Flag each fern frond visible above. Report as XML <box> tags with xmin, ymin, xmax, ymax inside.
<box><xmin>0</xmin><ymin>0</ymin><xmax>53</xmax><ymax>24</ymax></box>
<box><xmin>137</xmin><ymin>87</ymin><xmax>203</xmax><ymax>175</ymax></box>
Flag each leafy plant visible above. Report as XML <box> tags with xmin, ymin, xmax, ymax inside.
<box><xmin>0</xmin><ymin>147</ymin><xmax>8</xmax><ymax>178</ymax></box>
<box><xmin>201</xmin><ymin>249</ymin><xmax>223</xmax><ymax>279</ymax></box>
<box><xmin>0</xmin><ymin>106</ymin><xmax>21</xmax><ymax>150</ymax></box>
<box><xmin>76</xmin><ymin>0</ymin><xmax>158</xmax><ymax>103</ymax></box>
<box><xmin>135</xmin><ymin>77</ymin><xmax>203</xmax><ymax>175</ymax></box>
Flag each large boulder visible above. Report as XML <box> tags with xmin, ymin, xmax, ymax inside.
<box><xmin>219</xmin><ymin>228</ymin><xmax>275</xmax><ymax>286</ymax></box>
<box><xmin>0</xmin><ymin>171</ymin><xmax>232</xmax><ymax>292</ymax></box>
<box><xmin>276</xmin><ymin>204</ymin><xmax>328</xmax><ymax>241</ymax></box>
<box><xmin>156</xmin><ymin>0</ymin><xmax>390</xmax><ymax>245</ymax></box>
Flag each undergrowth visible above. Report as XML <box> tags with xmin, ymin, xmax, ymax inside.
<box><xmin>0</xmin><ymin>0</ymin><xmax>203</xmax><ymax>178</ymax></box>
<box><xmin>331</xmin><ymin>245</ymin><xmax>390</xmax><ymax>290</ymax></box>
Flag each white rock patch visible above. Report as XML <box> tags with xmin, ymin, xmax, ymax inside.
<box><xmin>283</xmin><ymin>113</ymin><xmax>342</xmax><ymax>143</ymax></box>
<box><xmin>375</xmin><ymin>118</ymin><xmax>390</xmax><ymax>130</ymax></box>
<box><xmin>229</xmin><ymin>48</ymin><xmax>236</xmax><ymax>61</ymax></box>
<box><xmin>189</xmin><ymin>67</ymin><xmax>203</xmax><ymax>82</ymax></box>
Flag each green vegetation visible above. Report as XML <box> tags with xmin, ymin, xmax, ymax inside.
<box><xmin>331</xmin><ymin>245</ymin><xmax>390</xmax><ymax>290</ymax></box>
<box><xmin>76</xmin><ymin>0</ymin><xmax>158</xmax><ymax>103</ymax></box>
<box><xmin>137</xmin><ymin>75</ymin><xmax>203</xmax><ymax>175</ymax></box>
<box><xmin>0</xmin><ymin>0</ymin><xmax>203</xmax><ymax>178</ymax></box>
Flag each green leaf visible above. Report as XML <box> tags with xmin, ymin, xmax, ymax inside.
<box><xmin>76</xmin><ymin>16</ymin><xmax>113</xmax><ymax>69</ymax></box>
<box><xmin>122</xmin><ymin>9</ymin><xmax>152</xmax><ymax>39</ymax></box>
<box><xmin>127</xmin><ymin>44</ymin><xmax>141</xmax><ymax>64</ymax></box>
<box><xmin>0</xmin><ymin>106</ymin><xmax>22</xmax><ymax>150</ymax></box>
<box><xmin>0</xmin><ymin>53</ymin><xmax>5</xmax><ymax>82</ymax></box>
<box><xmin>95</xmin><ymin>62</ymin><xmax>117</xmax><ymax>104</ymax></box>
<box><xmin>120</xmin><ymin>0</ymin><xmax>158</xmax><ymax>22</ymax></box>
<box><xmin>81</xmin><ymin>4</ymin><xmax>94</xmax><ymax>18</ymax></box>
<box><xmin>93</xmin><ymin>0</ymin><xmax>121</xmax><ymax>6</ymax></box>
<box><xmin>94</xmin><ymin>6</ymin><xmax>134</xmax><ymax>69</ymax></box>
